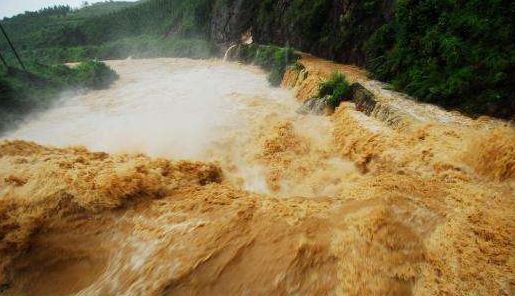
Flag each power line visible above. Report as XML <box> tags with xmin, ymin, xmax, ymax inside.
<box><xmin>0</xmin><ymin>22</ymin><xmax>26</xmax><ymax>71</ymax></box>
<box><xmin>0</xmin><ymin>50</ymin><xmax>7</xmax><ymax>68</ymax></box>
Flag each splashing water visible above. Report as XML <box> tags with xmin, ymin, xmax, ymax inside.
<box><xmin>8</xmin><ymin>59</ymin><xmax>269</xmax><ymax>159</ymax></box>
<box><xmin>1</xmin><ymin>58</ymin><xmax>515</xmax><ymax>296</ymax></box>
<box><xmin>223</xmin><ymin>45</ymin><xmax>238</xmax><ymax>62</ymax></box>
<box><xmin>4</xmin><ymin>58</ymin><xmax>356</xmax><ymax>195</ymax></box>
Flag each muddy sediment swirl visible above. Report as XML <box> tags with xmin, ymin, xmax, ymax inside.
<box><xmin>1</xmin><ymin>58</ymin><xmax>514</xmax><ymax>295</ymax></box>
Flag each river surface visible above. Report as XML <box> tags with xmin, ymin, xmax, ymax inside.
<box><xmin>6</xmin><ymin>58</ymin><xmax>358</xmax><ymax>196</ymax></box>
<box><xmin>1</xmin><ymin>58</ymin><xmax>514</xmax><ymax>296</ymax></box>
<box><xmin>9</xmin><ymin>58</ymin><xmax>290</xmax><ymax>160</ymax></box>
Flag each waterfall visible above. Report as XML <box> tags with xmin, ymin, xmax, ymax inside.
<box><xmin>223</xmin><ymin>44</ymin><xmax>238</xmax><ymax>62</ymax></box>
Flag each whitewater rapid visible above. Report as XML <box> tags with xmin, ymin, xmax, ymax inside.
<box><xmin>1</xmin><ymin>58</ymin><xmax>515</xmax><ymax>295</ymax></box>
<box><xmin>5</xmin><ymin>58</ymin><xmax>357</xmax><ymax>195</ymax></box>
<box><xmin>7</xmin><ymin>59</ymin><xmax>292</xmax><ymax>159</ymax></box>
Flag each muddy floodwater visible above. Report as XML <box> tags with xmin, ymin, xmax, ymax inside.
<box><xmin>1</xmin><ymin>58</ymin><xmax>514</xmax><ymax>295</ymax></box>
<box><xmin>7</xmin><ymin>58</ymin><xmax>357</xmax><ymax>196</ymax></box>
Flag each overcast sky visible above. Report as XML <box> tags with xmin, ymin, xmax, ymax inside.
<box><xmin>0</xmin><ymin>0</ymin><xmax>138</xmax><ymax>19</ymax></box>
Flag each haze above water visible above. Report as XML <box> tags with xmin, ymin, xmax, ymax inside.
<box><xmin>6</xmin><ymin>58</ymin><xmax>356</xmax><ymax>195</ymax></box>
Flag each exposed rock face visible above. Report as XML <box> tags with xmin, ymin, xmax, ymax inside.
<box><xmin>350</xmin><ymin>83</ymin><xmax>409</xmax><ymax>128</ymax></box>
<box><xmin>296</xmin><ymin>96</ymin><xmax>331</xmax><ymax>116</ymax></box>
<box><xmin>351</xmin><ymin>83</ymin><xmax>376</xmax><ymax>115</ymax></box>
<box><xmin>209</xmin><ymin>0</ymin><xmax>396</xmax><ymax>66</ymax></box>
<box><xmin>296</xmin><ymin>97</ymin><xmax>319</xmax><ymax>115</ymax></box>
<box><xmin>210</xmin><ymin>0</ymin><xmax>259</xmax><ymax>44</ymax></box>
<box><xmin>251</xmin><ymin>0</ymin><xmax>396</xmax><ymax>65</ymax></box>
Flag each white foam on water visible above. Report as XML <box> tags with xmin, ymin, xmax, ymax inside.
<box><xmin>4</xmin><ymin>59</ymin><xmax>294</xmax><ymax>161</ymax></box>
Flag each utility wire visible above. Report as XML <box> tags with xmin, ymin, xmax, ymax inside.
<box><xmin>0</xmin><ymin>22</ymin><xmax>26</xmax><ymax>71</ymax></box>
<box><xmin>0</xmin><ymin>50</ymin><xmax>7</xmax><ymax>68</ymax></box>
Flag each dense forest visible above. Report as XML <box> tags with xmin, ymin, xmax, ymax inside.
<box><xmin>366</xmin><ymin>0</ymin><xmax>515</xmax><ymax>118</ymax></box>
<box><xmin>0</xmin><ymin>2</ymin><xmax>137</xmax><ymax>51</ymax></box>
<box><xmin>1</xmin><ymin>0</ymin><xmax>514</xmax><ymax>120</ymax></box>
<box><xmin>0</xmin><ymin>0</ymin><xmax>216</xmax><ymax>63</ymax></box>
<box><xmin>250</xmin><ymin>0</ymin><xmax>515</xmax><ymax>119</ymax></box>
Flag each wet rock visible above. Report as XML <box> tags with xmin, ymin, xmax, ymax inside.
<box><xmin>297</xmin><ymin>98</ymin><xmax>317</xmax><ymax>115</ymax></box>
<box><xmin>351</xmin><ymin>83</ymin><xmax>377</xmax><ymax>116</ymax></box>
<box><xmin>210</xmin><ymin>0</ymin><xmax>258</xmax><ymax>44</ymax></box>
<box><xmin>0</xmin><ymin>281</ymin><xmax>11</xmax><ymax>293</ymax></box>
<box><xmin>350</xmin><ymin>83</ymin><xmax>408</xmax><ymax>128</ymax></box>
<box><xmin>209</xmin><ymin>0</ymin><xmax>396</xmax><ymax>66</ymax></box>
<box><xmin>297</xmin><ymin>96</ymin><xmax>330</xmax><ymax>116</ymax></box>
<box><xmin>351</xmin><ymin>82</ymin><xmax>437</xmax><ymax>129</ymax></box>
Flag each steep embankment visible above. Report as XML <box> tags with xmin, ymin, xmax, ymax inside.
<box><xmin>214</xmin><ymin>0</ymin><xmax>515</xmax><ymax>119</ymax></box>
<box><xmin>211</xmin><ymin>0</ymin><xmax>394</xmax><ymax>65</ymax></box>
<box><xmin>1</xmin><ymin>58</ymin><xmax>515</xmax><ymax>295</ymax></box>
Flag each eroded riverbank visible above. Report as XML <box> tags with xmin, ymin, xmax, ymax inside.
<box><xmin>1</xmin><ymin>58</ymin><xmax>514</xmax><ymax>295</ymax></box>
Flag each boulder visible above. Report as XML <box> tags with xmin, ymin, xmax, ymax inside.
<box><xmin>351</xmin><ymin>83</ymin><xmax>377</xmax><ymax>116</ymax></box>
<box><xmin>297</xmin><ymin>96</ymin><xmax>331</xmax><ymax>116</ymax></box>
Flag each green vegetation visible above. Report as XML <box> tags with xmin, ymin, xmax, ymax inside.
<box><xmin>318</xmin><ymin>71</ymin><xmax>351</xmax><ymax>108</ymax></box>
<box><xmin>0</xmin><ymin>0</ymin><xmax>213</xmax><ymax>53</ymax></box>
<box><xmin>281</xmin><ymin>0</ymin><xmax>333</xmax><ymax>46</ymax></box>
<box><xmin>1</xmin><ymin>0</ymin><xmax>217</xmax><ymax>66</ymax></box>
<box><xmin>0</xmin><ymin>2</ymin><xmax>137</xmax><ymax>51</ymax></box>
<box><xmin>255</xmin><ymin>0</ymin><xmax>386</xmax><ymax>66</ymax></box>
<box><xmin>0</xmin><ymin>61</ymin><xmax>118</xmax><ymax>133</ymax></box>
<box><xmin>3</xmin><ymin>36</ymin><xmax>217</xmax><ymax>64</ymax></box>
<box><xmin>70</xmin><ymin>1</ymin><xmax>139</xmax><ymax>18</ymax></box>
<box><xmin>365</xmin><ymin>0</ymin><xmax>515</xmax><ymax>118</ymax></box>
<box><xmin>73</xmin><ymin>60</ymin><xmax>119</xmax><ymax>89</ymax></box>
<box><xmin>239</xmin><ymin>44</ymin><xmax>300</xmax><ymax>86</ymax></box>
<box><xmin>291</xmin><ymin>61</ymin><xmax>305</xmax><ymax>73</ymax></box>
<box><xmin>1</xmin><ymin>0</ymin><xmax>514</xmax><ymax>119</ymax></box>
<box><xmin>253</xmin><ymin>0</ymin><xmax>515</xmax><ymax>119</ymax></box>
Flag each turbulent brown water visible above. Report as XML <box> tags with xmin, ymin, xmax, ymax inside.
<box><xmin>1</xmin><ymin>58</ymin><xmax>514</xmax><ymax>295</ymax></box>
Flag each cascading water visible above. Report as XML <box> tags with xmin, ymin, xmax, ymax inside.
<box><xmin>223</xmin><ymin>45</ymin><xmax>238</xmax><ymax>62</ymax></box>
<box><xmin>4</xmin><ymin>58</ymin><xmax>357</xmax><ymax>196</ymax></box>
<box><xmin>1</xmin><ymin>58</ymin><xmax>514</xmax><ymax>296</ymax></box>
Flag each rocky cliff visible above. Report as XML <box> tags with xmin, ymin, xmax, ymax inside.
<box><xmin>209</xmin><ymin>0</ymin><xmax>515</xmax><ymax>120</ymax></box>
<box><xmin>210</xmin><ymin>0</ymin><xmax>396</xmax><ymax>66</ymax></box>
<box><xmin>210</xmin><ymin>0</ymin><xmax>259</xmax><ymax>44</ymax></box>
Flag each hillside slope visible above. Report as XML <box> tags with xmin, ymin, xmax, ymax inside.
<box><xmin>213</xmin><ymin>0</ymin><xmax>515</xmax><ymax>119</ymax></box>
<box><xmin>0</xmin><ymin>1</ymin><xmax>138</xmax><ymax>50</ymax></box>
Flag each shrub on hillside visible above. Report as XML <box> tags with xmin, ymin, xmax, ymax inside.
<box><xmin>5</xmin><ymin>36</ymin><xmax>217</xmax><ymax>65</ymax></box>
<box><xmin>291</xmin><ymin>61</ymin><xmax>305</xmax><ymax>73</ymax></box>
<box><xmin>318</xmin><ymin>71</ymin><xmax>351</xmax><ymax>108</ymax></box>
<box><xmin>74</xmin><ymin>60</ymin><xmax>119</xmax><ymax>89</ymax></box>
<box><xmin>238</xmin><ymin>44</ymin><xmax>300</xmax><ymax>86</ymax></box>
<box><xmin>365</xmin><ymin>0</ymin><xmax>515</xmax><ymax>119</ymax></box>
